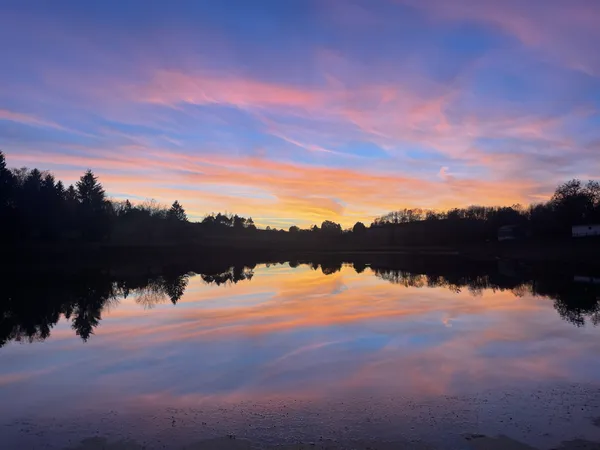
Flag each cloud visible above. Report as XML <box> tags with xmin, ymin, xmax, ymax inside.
<box><xmin>1</xmin><ymin>0</ymin><xmax>599</xmax><ymax>227</ymax></box>
<box><xmin>5</xmin><ymin>147</ymin><xmax>540</xmax><ymax>227</ymax></box>
<box><xmin>438</xmin><ymin>166</ymin><xmax>451</xmax><ymax>181</ymax></box>
<box><xmin>397</xmin><ymin>0</ymin><xmax>600</xmax><ymax>75</ymax></box>
<box><xmin>0</xmin><ymin>109</ymin><xmax>72</xmax><ymax>132</ymax></box>
<box><xmin>133</xmin><ymin>71</ymin><xmax>326</xmax><ymax>111</ymax></box>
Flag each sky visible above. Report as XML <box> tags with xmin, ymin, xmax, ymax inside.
<box><xmin>1</xmin><ymin>0</ymin><xmax>599</xmax><ymax>228</ymax></box>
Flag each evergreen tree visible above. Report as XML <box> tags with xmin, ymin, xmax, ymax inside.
<box><xmin>55</xmin><ymin>180</ymin><xmax>65</xmax><ymax>200</ymax></box>
<box><xmin>76</xmin><ymin>170</ymin><xmax>106</xmax><ymax>212</ymax></box>
<box><xmin>65</xmin><ymin>184</ymin><xmax>78</xmax><ymax>203</ymax></box>
<box><xmin>23</xmin><ymin>168</ymin><xmax>43</xmax><ymax>193</ymax></box>
<box><xmin>76</xmin><ymin>170</ymin><xmax>110</xmax><ymax>240</ymax></box>
<box><xmin>166</xmin><ymin>200</ymin><xmax>187</xmax><ymax>222</ymax></box>
<box><xmin>0</xmin><ymin>151</ymin><xmax>13</xmax><ymax>207</ymax></box>
<box><xmin>0</xmin><ymin>151</ymin><xmax>15</xmax><ymax>240</ymax></box>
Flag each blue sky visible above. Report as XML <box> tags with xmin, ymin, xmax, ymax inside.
<box><xmin>1</xmin><ymin>0</ymin><xmax>599</xmax><ymax>226</ymax></box>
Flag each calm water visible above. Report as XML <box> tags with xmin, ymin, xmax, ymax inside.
<box><xmin>1</xmin><ymin>260</ymin><xmax>600</xmax><ymax>449</ymax></box>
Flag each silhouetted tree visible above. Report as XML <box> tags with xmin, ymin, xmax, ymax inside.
<box><xmin>0</xmin><ymin>151</ymin><xmax>12</xmax><ymax>207</ymax></box>
<box><xmin>66</xmin><ymin>184</ymin><xmax>78</xmax><ymax>203</ymax></box>
<box><xmin>1</xmin><ymin>148</ymin><xmax>600</xmax><ymax>249</ymax></box>
<box><xmin>425</xmin><ymin>210</ymin><xmax>442</xmax><ymax>221</ymax></box>
<box><xmin>233</xmin><ymin>214</ymin><xmax>245</xmax><ymax>229</ymax></box>
<box><xmin>76</xmin><ymin>170</ymin><xmax>111</xmax><ymax>241</ymax></box>
<box><xmin>0</xmin><ymin>151</ymin><xmax>15</xmax><ymax>239</ymax></box>
<box><xmin>55</xmin><ymin>180</ymin><xmax>65</xmax><ymax>199</ymax></box>
<box><xmin>321</xmin><ymin>220</ymin><xmax>342</xmax><ymax>234</ymax></box>
<box><xmin>551</xmin><ymin>179</ymin><xmax>594</xmax><ymax>230</ymax></box>
<box><xmin>352</xmin><ymin>222</ymin><xmax>366</xmax><ymax>234</ymax></box>
<box><xmin>167</xmin><ymin>200</ymin><xmax>187</xmax><ymax>222</ymax></box>
<box><xmin>77</xmin><ymin>170</ymin><xmax>105</xmax><ymax>208</ymax></box>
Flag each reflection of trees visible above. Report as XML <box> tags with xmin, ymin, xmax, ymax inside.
<box><xmin>135</xmin><ymin>274</ymin><xmax>190</xmax><ymax>309</ymax></box>
<box><xmin>320</xmin><ymin>261</ymin><xmax>342</xmax><ymax>275</ymax></box>
<box><xmin>377</xmin><ymin>270</ymin><xmax>427</xmax><ymax>288</ymax></box>
<box><xmin>353</xmin><ymin>262</ymin><xmax>367</xmax><ymax>274</ymax></box>
<box><xmin>163</xmin><ymin>273</ymin><xmax>188</xmax><ymax>304</ymax></box>
<box><xmin>200</xmin><ymin>266</ymin><xmax>254</xmax><ymax>286</ymax></box>
<box><xmin>0</xmin><ymin>277</ymin><xmax>118</xmax><ymax>345</ymax></box>
<box><xmin>2</xmin><ymin>259</ymin><xmax>600</xmax><ymax>349</ymax></box>
<box><xmin>0</xmin><ymin>266</ymin><xmax>253</xmax><ymax>346</ymax></box>
<box><xmin>374</xmin><ymin>268</ymin><xmax>524</xmax><ymax>295</ymax></box>
<box><xmin>372</xmin><ymin>267</ymin><xmax>600</xmax><ymax>327</ymax></box>
<box><xmin>534</xmin><ymin>278</ymin><xmax>600</xmax><ymax>327</ymax></box>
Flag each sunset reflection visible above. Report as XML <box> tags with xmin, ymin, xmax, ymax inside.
<box><xmin>1</xmin><ymin>263</ymin><xmax>599</xmax><ymax>418</ymax></box>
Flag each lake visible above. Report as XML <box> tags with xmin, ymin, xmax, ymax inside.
<box><xmin>1</xmin><ymin>257</ymin><xmax>600</xmax><ymax>449</ymax></box>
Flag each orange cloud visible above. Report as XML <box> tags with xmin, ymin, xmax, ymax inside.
<box><xmin>7</xmin><ymin>148</ymin><xmax>537</xmax><ymax>227</ymax></box>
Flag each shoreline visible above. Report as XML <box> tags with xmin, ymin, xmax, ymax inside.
<box><xmin>4</xmin><ymin>240</ymin><xmax>600</xmax><ymax>280</ymax></box>
<box><xmin>4</xmin><ymin>382</ymin><xmax>600</xmax><ymax>450</ymax></box>
<box><xmin>58</xmin><ymin>434</ymin><xmax>600</xmax><ymax>450</ymax></box>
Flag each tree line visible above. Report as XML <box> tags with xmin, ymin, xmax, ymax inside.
<box><xmin>370</xmin><ymin>179</ymin><xmax>600</xmax><ymax>243</ymax></box>
<box><xmin>1</xmin><ymin>150</ymin><xmax>599</xmax><ymax>248</ymax></box>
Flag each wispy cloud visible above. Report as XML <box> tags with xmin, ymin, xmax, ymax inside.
<box><xmin>0</xmin><ymin>109</ymin><xmax>71</xmax><ymax>132</ymax></box>
<box><xmin>0</xmin><ymin>0</ymin><xmax>599</xmax><ymax>226</ymax></box>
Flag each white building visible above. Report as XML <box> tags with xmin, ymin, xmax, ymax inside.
<box><xmin>572</xmin><ymin>224</ymin><xmax>600</xmax><ymax>238</ymax></box>
<box><xmin>498</xmin><ymin>225</ymin><xmax>518</xmax><ymax>241</ymax></box>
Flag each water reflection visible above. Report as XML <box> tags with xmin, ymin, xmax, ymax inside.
<box><xmin>373</xmin><ymin>268</ymin><xmax>600</xmax><ymax>327</ymax></box>
<box><xmin>1</xmin><ymin>257</ymin><xmax>599</xmax><ymax>348</ymax></box>
<box><xmin>2</xmin><ymin>256</ymin><xmax>600</xmax><ymax>450</ymax></box>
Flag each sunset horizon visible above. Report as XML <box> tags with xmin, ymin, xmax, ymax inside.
<box><xmin>1</xmin><ymin>0</ymin><xmax>599</xmax><ymax>228</ymax></box>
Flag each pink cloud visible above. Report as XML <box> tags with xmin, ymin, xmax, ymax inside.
<box><xmin>2</xmin><ymin>2</ymin><xmax>596</xmax><ymax>227</ymax></box>
<box><xmin>133</xmin><ymin>70</ymin><xmax>326</xmax><ymax>110</ymax></box>
<box><xmin>129</xmin><ymin>66</ymin><xmax>585</xmax><ymax>178</ymax></box>
<box><xmin>0</xmin><ymin>109</ymin><xmax>70</xmax><ymax>132</ymax></box>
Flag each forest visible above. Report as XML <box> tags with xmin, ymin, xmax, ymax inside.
<box><xmin>1</xmin><ymin>150</ymin><xmax>600</xmax><ymax>250</ymax></box>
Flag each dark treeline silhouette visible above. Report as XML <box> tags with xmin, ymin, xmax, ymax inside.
<box><xmin>368</xmin><ymin>178</ymin><xmax>600</xmax><ymax>246</ymax></box>
<box><xmin>1</xmin><ymin>255</ymin><xmax>599</xmax><ymax>347</ymax></box>
<box><xmin>2</xmin><ymin>150</ymin><xmax>600</xmax><ymax>253</ymax></box>
<box><xmin>0</xmin><ymin>150</ymin><xmax>193</xmax><ymax>243</ymax></box>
